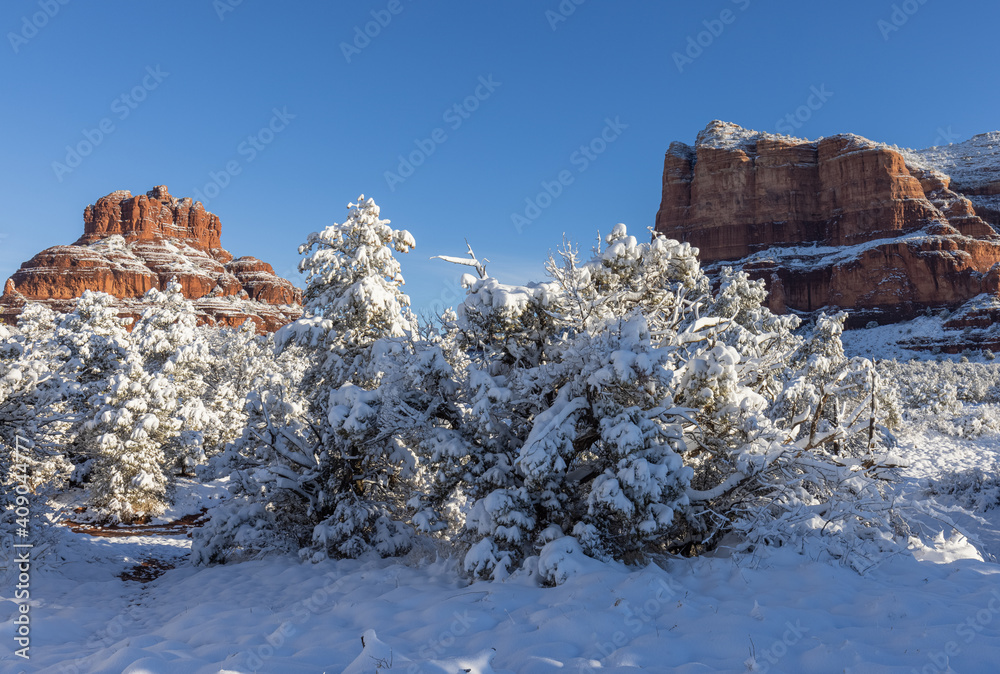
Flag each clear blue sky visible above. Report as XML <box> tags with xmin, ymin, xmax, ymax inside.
<box><xmin>2</xmin><ymin>0</ymin><xmax>998</xmax><ymax>318</ymax></box>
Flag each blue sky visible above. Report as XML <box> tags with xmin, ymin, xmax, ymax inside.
<box><xmin>2</xmin><ymin>0</ymin><xmax>998</xmax><ymax>318</ymax></box>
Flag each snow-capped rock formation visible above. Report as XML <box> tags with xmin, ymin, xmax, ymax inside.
<box><xmin>0</xmin><ymin>186</ymin><xmax>302</xmax><ymax>331</ymax></box>
<box><xmin>655</xmin><ymin>121</ymin><xmax>1000</xmax><ymax>326</ymax></box>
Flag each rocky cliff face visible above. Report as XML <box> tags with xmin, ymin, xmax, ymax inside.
<box><xmin>0</xmin><ymin>186</ymin><xmax>302</xmax><ymax>332</ymax></box>
<box><xmin>655</xmin><ymin>122</ymin><xmax>1000</xmax><ymax>326</ymax></box>
<box><xmin>79</xmin><ymin>185</ymin><xmax>224</xmax><ymax>252</ymax></box>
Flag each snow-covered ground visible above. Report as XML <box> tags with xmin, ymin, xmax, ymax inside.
<box><xmin>3</xmin><ymin>419</ymin><xmax>1000</xmax><ymax>674</ymax></box>
<box><xmin>841</xmin><ymin>313</ymin><xmax>959</xmax><ymax>361</ymax></box>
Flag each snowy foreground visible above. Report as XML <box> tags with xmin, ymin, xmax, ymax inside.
<box><xmin>3</xmin><ymin>420</ymin><xmax>1000</xmax><ymax>674</ymax></box>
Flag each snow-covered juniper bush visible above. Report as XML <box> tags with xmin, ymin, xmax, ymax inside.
<box><xmin>189</xmin><ymin>198</ymin><xmax>907</xmax><ymax>575</ymax></box>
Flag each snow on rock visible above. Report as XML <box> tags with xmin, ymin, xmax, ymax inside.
<box><xmin>657</xmin><ymin>121</ymin><xmax>1000</xmax><ymax>336</ymax></box>
<box><xmin>905</xmin><ymin>131</ymin><xmax>1000</xmax><ymax>196</ymax></box>
<box><xmin>694</xmin><ymin>119</ymin><xmax>810</xmax><ymax>151</ymax></box>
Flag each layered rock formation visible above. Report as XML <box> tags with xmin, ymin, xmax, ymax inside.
<box><xmin>0</xmin><ymin>186</ymin><xmax>302</xmax><ymax>332</ymax></box>
<box><xmin>655</xmin><ymin>122</ymin><xmax>1000</xmax><ymax>327</ymax></box>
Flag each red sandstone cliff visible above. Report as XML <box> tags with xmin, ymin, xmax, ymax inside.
<box><xmin>0</xmin><ymin>186</ymin><xmax>302</xmax><ymax>332</ymax></box>
<box><xmin>655</xmin><ymin>122</ymin><xmax>1000</xmax><ymax>325</ymax></box>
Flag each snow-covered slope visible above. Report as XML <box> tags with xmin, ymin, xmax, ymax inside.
<box><xmin>4</xmin><ymin>425</ymin><xmax>1000</xmax><ymax>674</ymax></box>
<box><xmin>906</xmin><ymin>132</ymin><xmax>1000</xmax><ymax>192</ymax></box>
<box><xmin>904</xmin><ymin>132</ymin><xmax>1000</xmax><ymax>217</ymax></box>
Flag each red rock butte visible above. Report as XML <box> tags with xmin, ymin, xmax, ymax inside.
<box><xmin>655</xmin><ymin>121</ymin><xmax>1000</xmax><ymax>328</ymax></box>
<box><xmin>0</xmin><ymin>185</ymin><xmax>302</xmax><ymax>332</ymax></box>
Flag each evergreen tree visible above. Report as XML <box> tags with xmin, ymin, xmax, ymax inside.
<box><xmin>81</xmin><ymin>354</ymin><xmax>178</xmax><ymax>523</ymax></box>
<box><xmin>206</xmin><ymin>196</ymin><xmax>421</xmax><ymax>562</ymax></box>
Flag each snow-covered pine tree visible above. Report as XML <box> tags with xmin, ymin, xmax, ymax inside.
<box><xmin>55</xmin><ymin>292</ymin><xmax>133</xmax><ymax>475</ymax></box>
<box><xmin>449</xmin><ymin>226</ymin><xmax>704</xmax><ymax>576</ymax></box>
<box><xmin>1</xmin><ymin>315</ymin><xmax>62</xmax><ymax>478</ymax></box>
<box><xmin>295</xmin><ymin>196</ymin><xmax>421</xmax><ymax>559</ymax></box>
<box><xmin>81</xmin><ymin>352</ymin><xmax>179</xmax><ymax>524</ymax></box>
<box><xmin>432</xmin><ymin>224</ymin><xmax>905</xmax><ymax>577</ymax></box>
<box><xmin>208</xmin><ymin>196</ymin><xmax>421</xmax><ymax>562</ymax></box>
<box><xmin>297</xmin><ymin>195</ymin><xmax>417</xmax><ymax>354</ymax></box>
<box><xmin>422</xmin><ymin>277</ymin><xmax>549</xmax><ymax>577</ymax></box>
<box><xmin>196</xmin><ymin>319</ymin><xmax>272</xmax><ymax>463</ymax></box>
<box><xmin>707</xmin><ymin>266</ymin><xmax>801</xmax><ymax>401</ymax></box>
<box><xmin>1</xmin><ymin>323</ymin><xmax>43</xmax><ymax>539</ymax></box>
<box><xmin>193</xmin><ymin>350</ymin><xmax>311</xmax><ymax>564</ymax></box>
<box><xmin>672</xmin><ymin>299</ymin><xmax>903</xmax><ymax>567</ymax></box>
<box><xmin>77</xmin><ymin>282</ymin><xmax>195</xmax><ymax>522</ymax></box>
<box><xmin>58</xmin><ymin>291</ymin><xmax>131</xmax><ymax>378</ymax></box>
<box><xmin>2</xmin><ymin>294</ymin><xmax>132</xmax><ymax>489</ymax></box>
<box><xmin>0</xmin><ymin>320</ymin><xmax>72</xmax><ymax>569</ymax></box>
<box><xmin>131</xmin><ymin>281</ymin><xmax>200</xmax><ymax>372</ymax></box>
<box><xmin>131</xmin><ymin>281</ymin><xmax>213</xmax><ymax>474</ymax></box>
